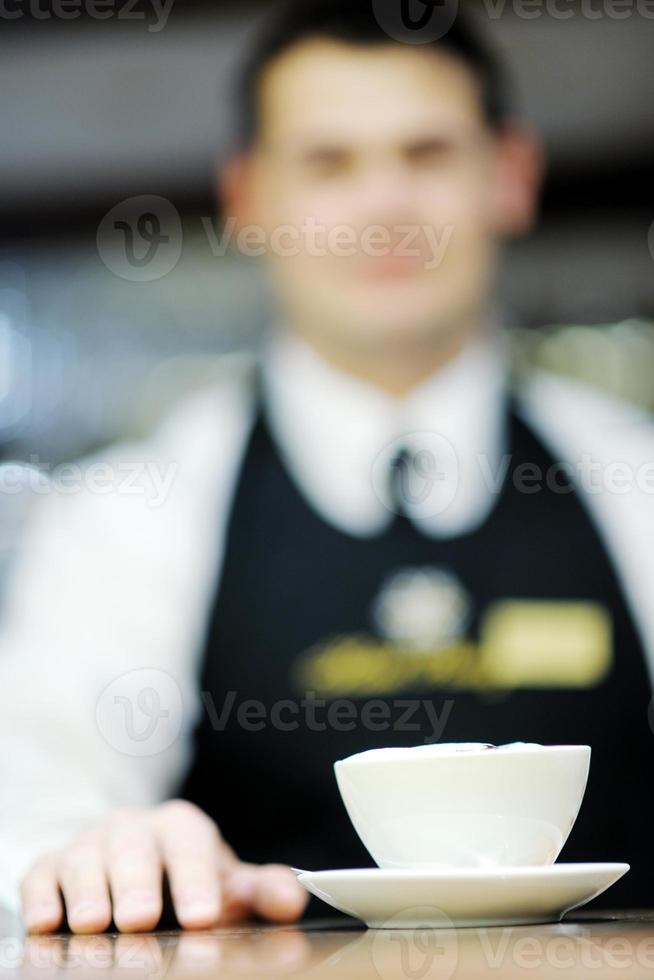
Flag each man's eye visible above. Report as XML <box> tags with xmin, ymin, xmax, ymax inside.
<box><xmin>301</xmin><ymin>152</ymin><xmax>350</xmax><ymax>176</ymax></box>
<box><xmin>405</xmin><ymin>141</ymin><xmax>454</xmax><ymax>166</ymax></box>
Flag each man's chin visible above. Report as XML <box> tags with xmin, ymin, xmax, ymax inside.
<box><xmin>330</xmin><ymin>314</ymin><xmax>450</xmax><ymax>353</ymax></box>
<box><xmin>339</xmin><ymin>299</ymin><xmax>449</xmax><ymax>344</ymax></box>
<box><xmin>348</xmin><ymin>281</ymin><xmax>450</xmax><ymax>326</ymax></box>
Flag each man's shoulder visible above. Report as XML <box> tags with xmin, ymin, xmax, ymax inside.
<box><xmin>151</xmin><ymin>350</ymin><xmax>258</xmax><ymax>455</ymax></box>
<box><xmin>516</xmin><ymin>368</ymin><xmax>654</xmax><ymax>464</ymax></box>
<box><xmin>55</xmin><ymin>351</ymin><xmax>257</xmax><ymax>529</ymax></box>
<box><xmin>77</xmin><ymin>350</ymin><xmax>257</xmax><ymax>476</ymax></box>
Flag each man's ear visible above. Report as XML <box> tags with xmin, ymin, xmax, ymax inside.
<box><xmin>216</xmin><ymin>153</ymin><xmax>257</xmax><ymax>232</ymax></box>
<box><xmin>492</xmin><ymin>124</ymin><xmax>546</xmax><ymax>237</ymax></box>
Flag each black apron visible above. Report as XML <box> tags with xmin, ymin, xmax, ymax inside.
<box><xmin>179</xmin><ymin>387</ymin><xmax>654</xmax><ymax>908</ymax></box>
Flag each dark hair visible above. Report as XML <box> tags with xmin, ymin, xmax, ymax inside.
<box><xmin>234</xmin><ymin>0</ymin><xmax>513</xmax><ymax>149</ymax></box>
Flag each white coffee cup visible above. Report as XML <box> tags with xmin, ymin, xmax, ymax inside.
<box><xmin>334</xmin><ymin>742</ymin><xmax>591</xmax><ymax>869</ymax></box>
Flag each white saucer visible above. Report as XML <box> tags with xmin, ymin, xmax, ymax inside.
<box><xmin>296</xmin><ymin>863</ymin><xmax>629</xmax><ymax>928</ymax></box>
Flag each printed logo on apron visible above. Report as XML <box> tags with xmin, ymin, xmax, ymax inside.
<box><xmin>293</xmin><ymin>564</ymin><xmax>613</xmax><ymax>697</ymax></box>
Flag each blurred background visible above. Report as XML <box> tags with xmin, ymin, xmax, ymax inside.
<box><xmin>1</xmin><ymin>0</ymin><xmax>653</xmax><ymax>468</ymax></box>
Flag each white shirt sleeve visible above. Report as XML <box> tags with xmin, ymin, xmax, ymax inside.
<box><xmin>0</xmin><ymin>363</ymin><xmax>255</xmax><ymax>914</ymax></box>
<box><xmin>519</xmin><ymin>370</ymin><xmax>654</xmax><ymax>689</ymax></box>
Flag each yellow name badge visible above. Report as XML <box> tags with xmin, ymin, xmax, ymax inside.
<box><xmin>478</xmin><ymin>600</ymin><xmax>613</xmax><ymax>688</ymax></box>
<box><xmin>293</xmin><ymin>600</ymin><xmax>613</xmax><ymax>696</ymax></box>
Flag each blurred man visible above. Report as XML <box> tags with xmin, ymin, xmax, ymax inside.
<box><xmin>1</xmin><ymin>0</ymin><xmax>653</xmax><ymax>935</ymax></box>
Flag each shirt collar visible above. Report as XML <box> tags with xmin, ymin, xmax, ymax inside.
<box><xmin>261</xmin><ymin>325</ymin><xmax>511</xmax><ymax>538</ymax></box>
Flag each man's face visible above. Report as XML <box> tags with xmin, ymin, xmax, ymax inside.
<box><xmin>226</xmin><ymin>39</ymin><xmax>541</xmax><ymax>355</ymax></box>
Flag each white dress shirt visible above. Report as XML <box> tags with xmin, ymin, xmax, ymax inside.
<box><xmin>262</xmin><ymin>329</ymin><xmax>509</xmax><ymax>538</ymax></box>
<box><xmin>0</xmin><ymin>327</ymin><xmax>652</xmax><ymax>913</ymax></box>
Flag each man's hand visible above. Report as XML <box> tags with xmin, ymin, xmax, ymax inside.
<box><xmin>20</xmin><ymin>800</ymin><xmax>307</xmax><ymax>934</ymax></box>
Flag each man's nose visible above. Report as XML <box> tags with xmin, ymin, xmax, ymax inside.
<box><xmin>354</xmin><ymin>165</ymin><xmax>418</xmax><ymax>221</ymax></box>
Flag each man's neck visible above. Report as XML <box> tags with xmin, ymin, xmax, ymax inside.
<box><xmin>286</xmin><ymin>326</ymin><xmax>483</xmax><ymax>398</ymax></box>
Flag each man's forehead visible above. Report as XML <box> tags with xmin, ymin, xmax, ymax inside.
<box><xmin>256</xmin><ymin>37</ymin><xmax>486</xmax><ymax>144</ymax></box>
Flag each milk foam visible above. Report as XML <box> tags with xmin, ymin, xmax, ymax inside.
<box><xmin>338</xmin><ymin>742</ymin><xmax>547</xmax><ymax>764</ymax></box>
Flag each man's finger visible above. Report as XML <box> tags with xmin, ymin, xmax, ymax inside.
<box><xmin>154</xmin><ymin>800</ymin><xmax>223</xmax><ymax>929</ymax></box>
<box><xmin>104</xmin><ymin>813</ymin><xmax>163</xmax><ymax>933</ymax></box>
<box><xmin>20</xmin><ymin>857</ymin><xmax>64</xmax><ymax>935</ymax></box>
<box><xmin>229</xmin><ymin>864</ymin><xmax>307</xmax><ymax>923</ymax></box>
<box><xmin>57</xmin><ymin>841</ymin><xmax>112</xmax><ymax>934</ymax></box>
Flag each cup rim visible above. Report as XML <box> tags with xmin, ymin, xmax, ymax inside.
<box><xmin>334</xmin><ymin>743</ymin><xmax>592</xmax><ymax>769</ymax></box>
